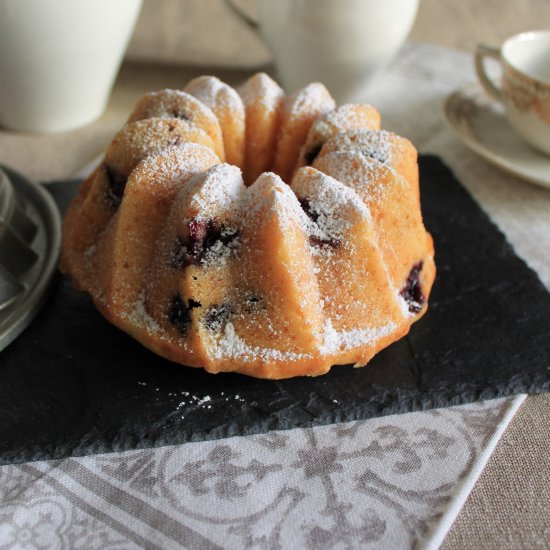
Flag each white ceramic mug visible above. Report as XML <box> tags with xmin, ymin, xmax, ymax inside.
<box><xmin>0</xmin><ymin>0</ymin><xmax>142</xmax><ymax>133</ymax></box>
<box><xmin>227</xmin><ymin>0</ymin><xmax>419</xmax><ymax>102</ymax></box>
<box><xmin>475</xmin><ymin>31</ymin><xmax>550</xmax><ymax>156</ymax></box>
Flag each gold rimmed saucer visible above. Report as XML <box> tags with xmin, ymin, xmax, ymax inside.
<box><xmin>444</xmin><ymin>83</ymin><xmax>550</xmax><ymax>190</ymax></box>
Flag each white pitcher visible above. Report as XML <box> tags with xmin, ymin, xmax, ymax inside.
<box><xmin>0</xmin><ymin>0</ymin><xmax>142</xmax><ymax>133</ymax></box>
<box><xmin>227</xmin><ymin>0</ymin><xmax>419</xmax><ymax>101</ymax></box>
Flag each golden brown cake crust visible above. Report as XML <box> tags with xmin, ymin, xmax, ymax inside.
<box><xmin>61</xmin><ymin>74</ymin><xmax>436</xmax><ymax>379</ymax></box>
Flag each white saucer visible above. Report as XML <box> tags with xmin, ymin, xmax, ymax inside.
<box><xmin>444</xmin><ymin>83</ymin><xmax>550</xmax><ymax>190</ymax></box>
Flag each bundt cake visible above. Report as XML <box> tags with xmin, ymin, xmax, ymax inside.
<box><xmin>61</xmin><ymin>72</ymin><xmax>435</xmax><ymax>379</ymax></box>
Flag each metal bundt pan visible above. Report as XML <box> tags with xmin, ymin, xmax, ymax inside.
<box><xmin>0</xmin><ymin>166</ymin><xmax>61</xmax><ymax>351</ymax></box>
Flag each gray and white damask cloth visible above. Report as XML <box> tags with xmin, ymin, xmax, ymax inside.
<box><xmin>1</xmin><ymin>43</ymin><xmax>547</xmax><ymax>549</ymax></box>
<box><xmin>0</xmin><ymin>397</ymin><xmax>524</xmax><ymax>549</ymax></box>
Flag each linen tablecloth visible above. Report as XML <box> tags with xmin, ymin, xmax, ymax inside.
<box><xmin>0</xmin><ymin>43</ymin><xmax>549</xmax><ymax>548</ymax></box>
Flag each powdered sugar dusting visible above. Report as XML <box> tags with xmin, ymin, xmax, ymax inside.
<box><xmin>313</xmin><ymin>150</ymin><xmax>397</xmax><ymax>205</ymax></box>
<box><xmin>211</xmin><ymin>318</ymin><xmax>397</xmax><ymax>361</ymax></box>
<box><xmin>184</xmin><ymin>163</ymin><xmax>245</xmax><ymax>215</ymax></box>
<box><xmin>83</xmin><ymin>243</ymin><xmax>97</xmax><ymax>262</ymax></box>
<box><xmin>321</xmin><ymin>129</ymin><xmax>405</xmax><ymax>166</ymax></box>
<box><xmin>398</xmin><ymin>294</ymin><xmax>417</xmax><ymax>318</ymax></box>
<box><xmin>185</xmin><ymin>76</ymin><xmax>244</xmax><ymax>113</ymax></box>
<box><xmin>292</xmin><ymin>167</ymin><xmax>371</xmax><ymax>242</ymax></box>
<box><xmin>245</xmin><ymin>172</ymin><xmax>312</xmax><ymax>231</ymax></box>
<box><xmin>132</xmin><ymin>143</ymin><xmax>219</xmax><ymax>191</ymax></box>
<box><xmin>307</xmin><ymin>104</ymin><xmax>380</xmax><ymax>145</ymax></box>
<box><xmin>319</xmin><ymin>319</ymin><xmax>397</xmax><ymax>355</ymax></box>
<box><xmin>238</xmin><ymin>72</ymin><xmax>284</xmax><ymax>110</ymax></box>
<box><xmin>107</xmin><ymin>118</ymin><xmax>215</xmax><ymax>174</ymax></box>
<box><xmin>201</xmin><ymin>234</ymin><xmax>240</xmax><ymax>268</ymax></box>
<box><xmin>286</xmin><ymin>83</ymin><xmax>335</xmax><ymax>118</ymax></box>
<box><xmin>211</xmin><ymin>322</ymin><xmax>312</xmax><ymax>362</ymax></box>
<box><xmin>160</xmin><ymin>164</ymin><xmax>244</xmax><ymax>268</ymax></box>
<box><xmin>121</xmin><ymin>290</ymin><xmax>161</xmax><ymax>332</ymax></box>
<box><xmin>130</xmin><ymin>89</ymin><xmax>219</xmax><ymax>124</ymax></box>
<box><xmin>324</xmin><ymin>104</ymin><xmax>379</xmax><ymax>128</ymax></box>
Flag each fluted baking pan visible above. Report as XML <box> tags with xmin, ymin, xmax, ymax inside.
<box><xmin>0</xmin><ymin>166</ymin><xmax>61</xmax><ymax>351</ymax></box>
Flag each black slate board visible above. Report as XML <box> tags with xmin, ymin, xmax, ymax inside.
<box><xmin>1</xmin><ymin>155</ymin><xmax>549</xmax><ymax>465</ymax></box>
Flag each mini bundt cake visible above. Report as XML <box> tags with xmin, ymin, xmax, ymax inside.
<box><xmin>61</xmin><ymin>72</ymin><xmax>435</xmax><ymax>379</ymax></box>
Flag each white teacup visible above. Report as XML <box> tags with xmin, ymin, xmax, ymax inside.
<box><xmin>227</xmin><ymin>0</ymin><xmax>419</xmax><ymax>102</ymax></box>
<box><xmin>475</xmin><ymin>30</ymin><xmax>550</xmax><ymax>156</ymax></box>
<box><xmin>0</xmin><ymin>0</ymin><xmax>142</xmax><ymax>134</ymax></box>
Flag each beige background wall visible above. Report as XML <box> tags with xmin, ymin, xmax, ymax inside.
<box><xmin>126</xmin><ymin>0</ymin><xmax>550</xmax><ymax>67</ymax></box>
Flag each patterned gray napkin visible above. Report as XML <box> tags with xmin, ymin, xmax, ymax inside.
<box><xmin>0</xmin><ymin>395</ymin><xmax>524</xmax><ymax>549</ymax></box>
